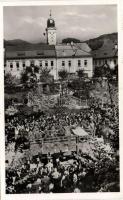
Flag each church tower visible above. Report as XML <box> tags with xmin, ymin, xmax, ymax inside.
<box><xmin>46</xmin><ymin>10</ymin><xmax>56</xmax><ymax>45</ymax></box>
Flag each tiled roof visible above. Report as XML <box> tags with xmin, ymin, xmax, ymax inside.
<box><xmin>5</xmin><ymin>43</ymin><xmax>55</xmax><ymax>51</ymax></box>
<box><xmin>5</xmin><ymin>44</ymin><xmax>56</xmax><ymax>59</ymax></box>
<box><xmin>55</xmin><ymin>43</ymin><xmax>91</xmax><ymax>58</ymax></box>
<box><xmin>5</xmin><ymin>43</ymin><xmax>92</xmax><ymax>59</ymax></box>
<box><xmin>92</xmin><ymin>39</ymin><xmax>118</xmax><ymax>59</ymax></box>
<box><xmin>75</xmin><ymin>43</ymin><xmax>91</xmax><ymax>52</ymax></box>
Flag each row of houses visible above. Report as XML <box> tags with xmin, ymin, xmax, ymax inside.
<box><xmin>4</xmin><ymin>12</ymin><xmax>118</xmax><ymax>80</ymax></box>
<box><xmin>4</xmin><ymin>43</ymin><xmax>93</xmax><ymax>80</ymax></box>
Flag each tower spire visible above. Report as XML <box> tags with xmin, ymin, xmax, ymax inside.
<box><xmin>46</xmin><ymin>10</ymin><xmax>56</xmax><ymax>45</ymax></box>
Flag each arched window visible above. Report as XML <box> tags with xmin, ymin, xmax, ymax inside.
<box><xmin>114</xmin><ymin>59</ymin><xmax>117</xmax><ymax>64</ymax></box>
<box><xmin>62</xmin><ymin>60</ymin><xmax>65</xmax><ymax>66</ymax></box>
<box><xmin>16</xmin><ymin>62</ymin><xmax>19</xmax><ymax>71</ymax></box>
<box><xmin>51</xmin><ymin>61</ymin><xmax>54</xmax><ymax>66</ymax></box>
<box><xmin>39</xmin><ymin>60</ymin><xmax>42</xmax><ymax>67</ymax></box>
<box><xmin>68</xmin><ymin>60</ymin><xmax>71</xmax><ymax>67</ymax></box>
<box><xmin>10</xmin><ymin>63</ymin><xmax>13</xmax><ymax>70</ymax></box>
<box><xmin>78</xmin><ymin>60</ymin><xmax>81</xmax><ymax>67</ymax></box>
<box><xmin>84</xmin><ymin>60</ymin><xmax>87</xmax><ymax>66</ymax></box>
<box><xmin>22</xmin><ymin>62</ymin><xmax>25</xmax><ymax>68</ymax></box>
<box><xmin>45</xmin><ymin>61</ymin><xmax>48</xmax><ymax>67</ymax></box>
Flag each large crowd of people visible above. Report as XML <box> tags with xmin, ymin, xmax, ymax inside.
<box><xmin>6</xmin><ymin>145</ymin><xmax>119</xmax><ymax>193</ymax></box>
<box><xmin>5</xmin><ymin>102</ymin><xmax>118</xmax><ymax>146</ymax></box>
<box><xmin>5</xmin><ymin>98</ymin><xmax>119</xmax><ymax>193</ymax></box>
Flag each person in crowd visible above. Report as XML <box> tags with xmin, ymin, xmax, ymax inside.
<box><xmin>5</xmin><ymin>100</ymin><xmax>119</xmax><ymax>193</ymax></box>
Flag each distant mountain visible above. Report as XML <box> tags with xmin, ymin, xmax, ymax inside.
<box><xmin>86</xmin><ymin>32</ymin><xmax>118</xmax><ymax>50</ymax></box>
<box><xmin>4</xmin><ymin>32</ymin><xmax>118</xmax><ymax>50</ymax></box>
<box><xmin>4</xmin><ymin>39</ymin><xmax>31</xmax><ymax>47</ymax></box>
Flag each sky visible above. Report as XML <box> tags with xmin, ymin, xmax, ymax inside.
<box><xmin>3</xmin><ymin>5</ymin><xmax>117</xmax><ymax>43</ymax></box>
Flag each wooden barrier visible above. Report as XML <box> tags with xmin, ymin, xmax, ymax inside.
<box><xmin>30</xmin><ymin>135</ymin><xmax>76</xmax><ymax>155</ymax></box>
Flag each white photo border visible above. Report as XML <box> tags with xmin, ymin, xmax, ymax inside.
<box><xmin>0</xmin><ymin>0</ymin><xmax>123</xmax><ymax>200</ymax></box>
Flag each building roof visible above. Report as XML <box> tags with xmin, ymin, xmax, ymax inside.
<box><xmin>5</xmin><ymin>44</ymin><xmax>56</xmax><ymax>59</ymax></box>
<box><xmin>75</xmin><ymin>42</ymin><xmax>92</xmax><ymax>52</ymax></box>
<box><xmin>47</xmin><ymin>11</ymin><xmax>56</xmax><ymax>28</ymax></box>
<box><xmin>92</xmin><ymin>38</ymin><xmax>118</xmax><ymax>59</ymax></box>
<box><xmin>47</xmin><ymin>17</ymin><xmax>56</xmax><ymax>28</ymax></box>
<box><xmin>55</xmin><ymin>43</ymin><xmax>91</xmax><ymax>58</ymax></box>
<box><xmin>5</xmin><ymin>43</ymin><xmax>92</xmax><ymax>59</ymax></box>
<box><xmin>5</xmin><ymin>43</ymin><xmax>55</xmax><ymax>51</ymax></box>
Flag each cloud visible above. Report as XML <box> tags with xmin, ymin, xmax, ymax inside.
<box><xmin>4</xmin><ymin>5</ymin><xmax>117</xmax><ymax>42</ymax></box>
<box><xmin>23</xmin><ymin>16</ymin><xmax>34</xmax><ymax>24</ymax></box>
<box><xmin>66</xmin><ymin>12</ymin><xmax>107</xmax><ymax>19</ymax></box>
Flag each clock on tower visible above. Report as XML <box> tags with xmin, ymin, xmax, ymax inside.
<box><xmin>46</xmin><ymin>10</ymin><xmax>56</xmax><ymax>45</ymax></box>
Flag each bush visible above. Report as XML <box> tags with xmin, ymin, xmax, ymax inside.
<box><xmin>58</xmin><ymin>70</ymin><xmax>68</xmax><ymax>80</ymax></box>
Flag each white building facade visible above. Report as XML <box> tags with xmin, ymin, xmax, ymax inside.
<box><xmin>4</xmin><ymin>13</ymin><xmax>93</xmax><ymax>80</ymax></box>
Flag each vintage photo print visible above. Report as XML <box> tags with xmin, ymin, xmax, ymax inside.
<box><xmin>1</xmin><ymin>0</ymin><xmax>123</xmax><ymax>200</ymax></box>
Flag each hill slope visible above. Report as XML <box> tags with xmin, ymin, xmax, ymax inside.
<box><xmin>86</xmin><ymin>32</ymin><xmax>117</xmax><ymax>50</ymax></box>
<box><xmin>4</xmin><ymin>32</ymin><xmax>118</xmax><ymax>50</ymax></box>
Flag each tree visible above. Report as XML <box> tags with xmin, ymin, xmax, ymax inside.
<box><xmin>58</xmin><ymin>70</ymin><xmax>68</xmax><ymax>80</ymax></box>
<box><xmin>34</xmin><ymin>66</ymin><xmax>39</xmax><ymax>73</ymax></box>
<box><xmin>94</xmin><ymin>67</ymin><xmax>103</xmax><ymax>78</ymax></box>
<box><xmin>104</xmin><ymin>65</ymin><xmax>114</xmax><ymax>105</ymax></box>
<box><xmin>40</xmin><ymin>67</ymin><xmax>51</xmax><ymax>83</ymax></box>
<box><xmin>77</xmin><ymin>69</ymin><xmax>85</xmax><ymax>79</ymax></box>
<box><xmin>76</xmin><ymin>69</ymin><xmax>86</xmax><ymax>98</ymax></box>
<box><xmin>4</xmin><ymin>73</ymin><xmax>17</xmax><ymax>88</ymax></box>
<box><xmin>114</xmin><ymin>65</ymin><xmax>118</xmax><ymax>81</ymax></box>
<box><xmin>88</xmin><ymin>39</ymin><xmax>103</xmax><ymax>50</ymax></box>
<box><xmin>58</xmin><ymin>70</ymin><xmax>68</xmax><ymax>96</ymax></box>
<box><xmin>26</xmin><ymin>66</ymin><xmax>33</xmax><ymax>74</ymax></box>
<box><xmin>4</xmin><ymin>73</ymin><xmax>13</xmax><ymax>86</ymax></box>
<box><xmin>62</xmin><ymin>38</ymin><xmax>80</xmax><ymax>44</ymax></box>
<box><xmin>20</xmin><ymin>71</ymin><xmax>29</xmax><ymax>84</ymax></box>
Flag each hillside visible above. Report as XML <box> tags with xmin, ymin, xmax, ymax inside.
<box><xmin>4</xmin><ymin>39</ymin><xmax>45</xmax><ymax>48</ymax></box>
<box><xmin>86</xmin><ymin>32</ymin><xmax>118</xmax><ymax>50</ymax></box>
<box><xmin>4</xmin><ymin>32</ymin><xmax>118</xmax><ymax>51</ymax></box>
<box><xmin>61</xmin><ymin>33</ymin><xmax>117</xmax><ymax>50</ymax></box>
<box><xmin>4</xmin><ymin>39</ymin><xmax>31</xmax><ymax>47</ymax></box>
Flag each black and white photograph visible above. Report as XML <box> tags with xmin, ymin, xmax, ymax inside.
<box><xmin>3</xmin><ymin>2</ymin><xmax>120</xmax><ymax>195</ymax></box>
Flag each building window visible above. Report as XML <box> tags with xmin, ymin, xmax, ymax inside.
<box><xmin>84</xmin><ymin>60</ymin><xmax>87</xmax><ymax>66</ymax></box>
<box><xmin>68</xmin><ymin>60</ymin><xmax>71</xmax><ymax>67</ymax></box>
<box><xmin>16</xmin><ymin>62</ymin><xmax>19</xmax><ymax>70</ymax></box>
<box><xmin>45</xmin><ymin>61</ymin><xmax>48</xmax><ymax>67</ymax></box>
<box><xmin>22</xmin><ymin>62</ymin><xmax>25</xmax><ymax>68</ymax></box>
<box><xmin>114</xmin><ymin>59</ymin><xmax>116</xmax><ymax>64</ymax></box>
<box><xmin>16</xmin><ymin>62</ymin><xmax>19</xmax><ymax>68</ymax></box>
<box><xmin>62</xmin><ymin>61</ymin><xmax>65</xmax><ymax>66</ymax></box>
<box><xmin>95</xmin><ymin>60</ymin><xmax>97</xmax><ymax>65</ymax></box>
<box><xmin>51</xmin><ymin>61</ymin><xmax>54</xmax><ymax>66</ymax></box>
<box><xmin>17</xmin><ymin>52</ymin><xmax>25</xmax><ymax>56</ymax></box>
<box><xmin>78</xmin><ymin>60</ymin><xmax>81</xmax><ymax>67</ymax></box>
<box><xmin>39</xmin><ymin>61</ymin><xmax>42</xmax><ymax>67</ymax></box>
<box><xmin>10</xmin><ymin>63</ymin><xmax>13</xmax><ymax>70</ymax></box>
<box><xmin>37</xmin><ymin>52</ymin><xmax>44</xmax><ymax>56</ymax></box>
<box><xmin>105</xmin><ymin>60</ymin><xmax>107</xmax><ymax>64</ymax></box>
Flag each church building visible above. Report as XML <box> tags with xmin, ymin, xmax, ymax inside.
<box><xmin>4</xmin><ymin>12</ymin><xmax>93</xmax><ymax>80</ymax></box>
